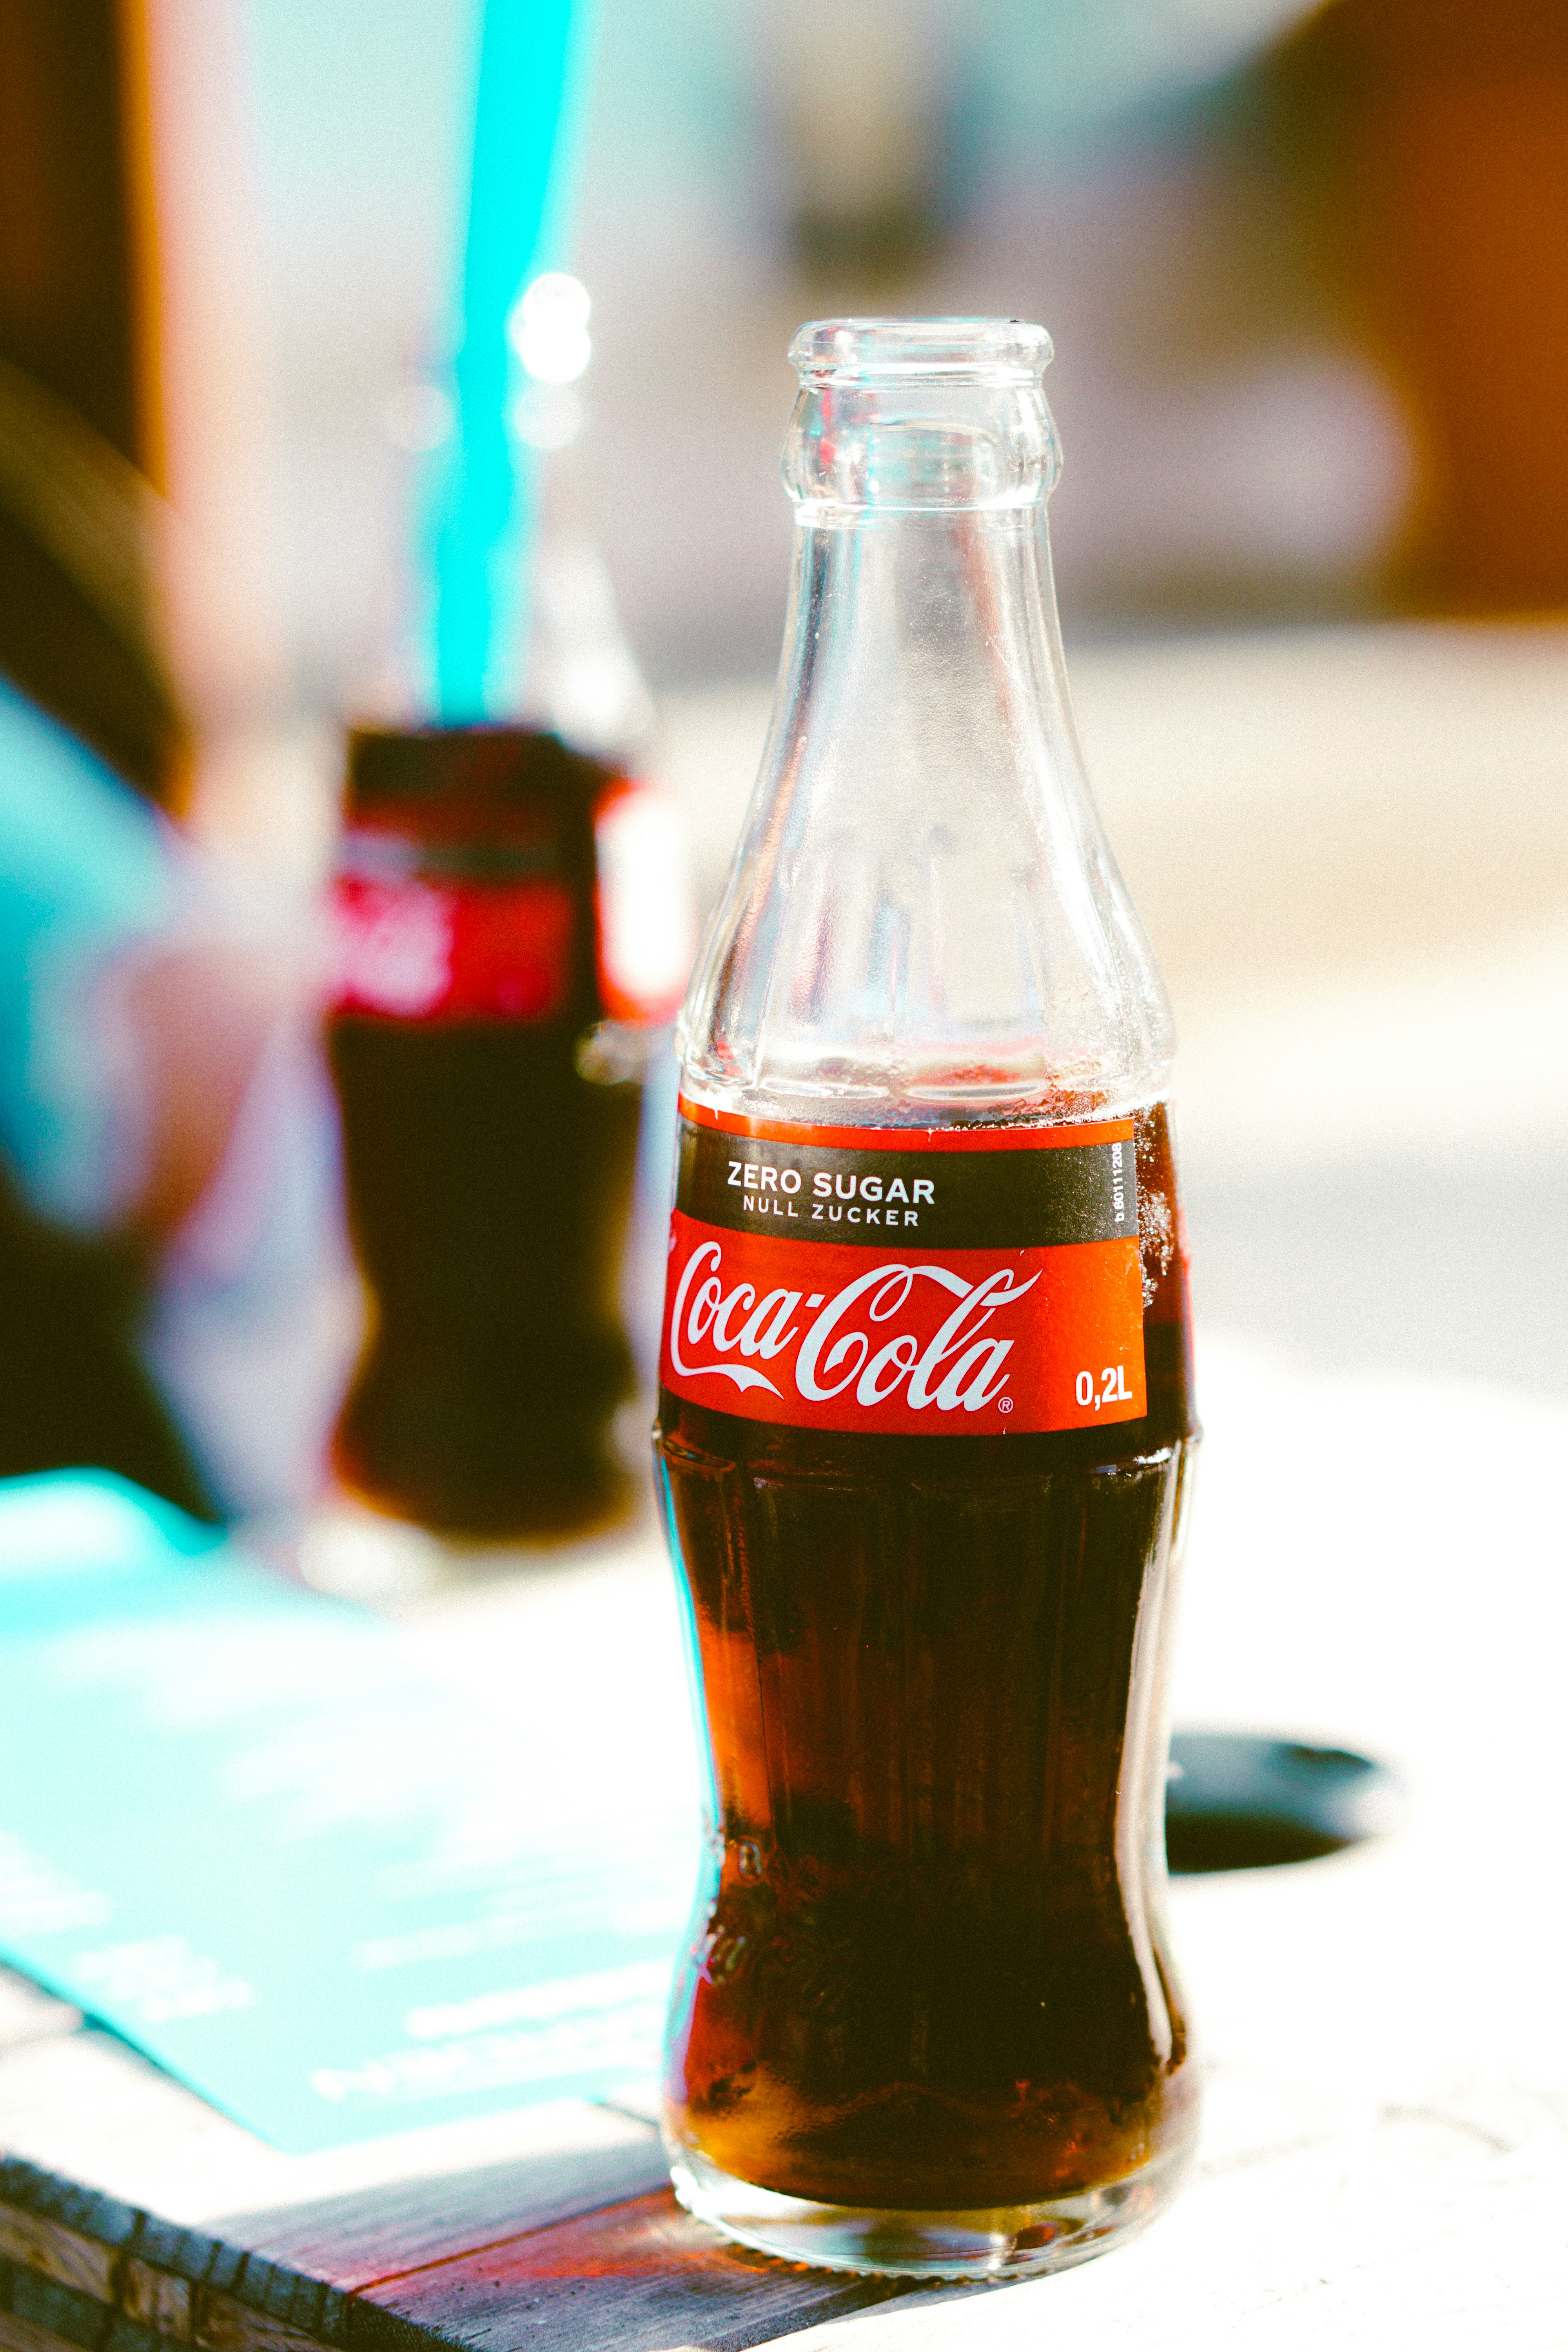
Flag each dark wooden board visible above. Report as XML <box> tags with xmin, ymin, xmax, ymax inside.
<box><xmin>216</xmin><ymin>2139</ymin><xmax>677</xmax><ymax>2294</ymax></box>
<box><xmin>0</xmin><ymin>2145</ymin><xmax>964</xmax><ymax>2352</ymax></box>
<box><xmin>358</xmin><ymin>2189</ymin><xmax>958</xmax><ymax>2352</ymax></box>
<box><xmin>0</xmin><ymin>1975</ymin><xmax>962</xmax><ymax>2352</ymax></box>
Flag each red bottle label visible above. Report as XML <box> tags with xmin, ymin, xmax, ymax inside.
<box><xmin>660</xmin><ymin>1102</ymin><xmax>1146</xmax><ymax>1436</ymax></box>
<box><xmin>328</xmin><ymin>875</ymin><xmax>575</xmax><ymax>1024</ymax></box>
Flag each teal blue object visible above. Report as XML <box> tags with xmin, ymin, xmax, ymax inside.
<box><xmin>0</xmin><ymin>1472</ymin><xmax>223</xmax><ymax>1626</ymax></box>
<box><xmin>434</xmin><ymin>0</ymin><xmax>594</xmax><ymax>720</ymax></box>
<box><xmin>0</xmin><ymin>1468</ymin><xmax>699</xmax><ymax>2154</ymax></box>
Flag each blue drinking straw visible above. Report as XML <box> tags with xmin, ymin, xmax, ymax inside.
<box><xmin>432</xmin><ymin>0</ymin><xmax>595</xmax><ymax>720</ymax></box>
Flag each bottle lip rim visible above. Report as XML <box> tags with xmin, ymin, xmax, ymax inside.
<box><xmin>789</xmin><ymin>317</ymin><xmax>1053</xmax><ymax>385</ymax></box>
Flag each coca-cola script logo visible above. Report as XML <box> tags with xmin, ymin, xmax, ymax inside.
<box><xmin>328</xmin><ymin>875</ymin><xmax>574</xmax><ymax>1024</ymax></box>
<box><xmin>331</xmin><ymin>878</ymin><xmax>453</xmax><ymax>1017</ymax></box>
<box><xmin>669</xmin><ymin>1234</ymin><xmax>1034</xmax><ymax>1416</ymax></box>
<box><xmin>660</xmin><ymin>1212</ymin><xmax>1147</xmax><ymax>1436</ymax></box>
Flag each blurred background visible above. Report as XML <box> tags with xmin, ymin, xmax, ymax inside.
<box><xmin>0</xmin><ymin>0</ymin><xmax>1564</xmax><ymax>1537</ymax></box>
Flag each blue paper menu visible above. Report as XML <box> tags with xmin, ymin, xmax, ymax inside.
<box><xmin>0</xmin><ymin>1472</ymin><xmax>702</xmax><ymax>2154</ymax></box>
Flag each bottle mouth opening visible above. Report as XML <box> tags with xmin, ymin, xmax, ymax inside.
<box><xmin>789</xmin><ymin>317</ymin><xmax>1052</xmax><ymax>387</ymax></box>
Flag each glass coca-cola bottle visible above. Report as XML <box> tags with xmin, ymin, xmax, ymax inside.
<box><xmin>328</xmin><ymin>725</ymin><xmax>646</xmax><ymax>1539</ymax></box>
<box><xmin>327</xmin><ymin>278</ymin><xmax>690</xmax><ymax>1543</ymax></box>
<box><xmin>654</xmin><ymin>319</ymin><xmax>1199</xmax><ymax>2278</ymax></box>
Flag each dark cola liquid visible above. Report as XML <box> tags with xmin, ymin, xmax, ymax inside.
<box><xmin>331</xmin><ymin>1020</ymin><xmax>641</xmax><ymax>1538</ymax></box>
<box><xmin>654</xmin><ymin>1103</ymin><xmax>1197</xmax><ymax>2212</ymax></box>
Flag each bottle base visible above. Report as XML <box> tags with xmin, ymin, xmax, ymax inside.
<box><xmin>668</xmin><ymin>2141</ymin><xmax>1190</xmax><ymax>2281</ymax></box>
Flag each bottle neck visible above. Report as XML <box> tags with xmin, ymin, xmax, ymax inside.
<box><xmin>678</xmin><ymin>495</ymin><xmax>1171</xmax><ymax>1118</ymax></box>
<box><xmin>773</xmin><ymin>349</ymin><xmax>1072</xmax><ymax>808</ymax></box>
<box><xmin>777</xmin><ymin>505</ymin><xmax>1079</xmax><ymax>815</ymax></box>
<box><xmin>363</xmin><ymin>383</ymin><xmax>652</xmax><ymax>760</ymax></box>
<box><xmin>677</xmin><ymin>325</ymin><xmax>1173</xmax><ymax>1121</ymax></box>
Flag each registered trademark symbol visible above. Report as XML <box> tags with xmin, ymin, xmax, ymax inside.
<box><xmin>996</xmin><ymin>1396</ymin><xmax>1014</xmax><ymax>1414</ymax></box>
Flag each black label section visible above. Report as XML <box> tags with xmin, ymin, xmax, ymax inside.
<box><xmin>675</xmin><ymin>1120</ymin><xmax>1139</xmax><ymax>1250</ymax></box>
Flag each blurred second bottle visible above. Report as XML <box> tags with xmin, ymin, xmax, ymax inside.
<box><xmin>327</xmin><ymin>271</ymin><xmax>690</xmax><ymax>1543</ymax></box>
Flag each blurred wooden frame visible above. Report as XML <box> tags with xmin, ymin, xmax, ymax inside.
<box><xmin>0</xmin><ymin>0</ymin><xmax>181</xmax><ymax>798</ymax></box>
<box><xmin>119</xmin><ymin>0</ymin><xmax>292</xmax><ymax>764</ymax></box>
<box><xmin>0</xmin><ymin>0</ymin><xmax>292</xmax><ymax>808</ymax></box>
